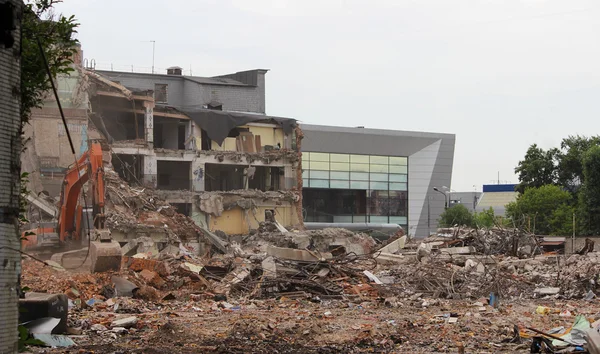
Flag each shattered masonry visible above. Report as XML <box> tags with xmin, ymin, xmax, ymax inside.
<box><xmin>22</xmin><ymin>65</ymin><xmax>305</xmax><ymax>252</ymax></box>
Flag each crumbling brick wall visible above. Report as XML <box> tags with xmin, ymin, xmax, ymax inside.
<box><xmin>294</xmin><ymin>126</ymin><xmax>305</xmax><ymax>229</ymax></box>
<box><xmin>0</xmin><ymin>1</ymin><xmax>23</xmax><ymax>352</ymax></box>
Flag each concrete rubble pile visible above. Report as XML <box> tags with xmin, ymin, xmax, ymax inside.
<box><xmin>193</xmin><ymin>189</ymin><xmax>300</xmax><ymax>217</ymax></box>
<box><xmin>19</xmin><ymin>222</ymin><xmax>600</xmax><ymax>352</ymax></box>
<box><xmin>103</xmin><ymin>167</ymin><xmax>205</xmax><ymax>243</ymax></box>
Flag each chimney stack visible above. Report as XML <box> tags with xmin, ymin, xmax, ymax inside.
<box><xmin>167</xmin><ymin>66</ymin><xmax>182</xmax><ymax>75</ymax></box>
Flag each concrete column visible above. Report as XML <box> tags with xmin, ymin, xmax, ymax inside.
<box><xmin>142</xmin><ymin>154</ymin><xmax>157</xmax><ymax>188</ymax></box>
<box><xmin>191</xmin><ymin>159</ymin><xmax>205</xmax><ymax>192</ymax></box>
<box><xmin>284</xmin><ymin>165</ymin><xmax>295</xmax><ymax>190</ymax></box>
<box><xmin>143</xmin><ymin>101</ymin><xmax>154</xmax><ymax>149</ymax></box>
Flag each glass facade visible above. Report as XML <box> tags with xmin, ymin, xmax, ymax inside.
<box><xmin>302</xmin><ymin>152</ymin><xmax>408</xmax><ymax>229</ymax></box>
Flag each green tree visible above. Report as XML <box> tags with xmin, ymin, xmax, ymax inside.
<box><xmin>578</xmin><ymin>145</ymin><xmax>600</xmax><ymax>235</ymax></box>
<box><xmin>505</xmin><ymin>184</ymin><xmax>572</xmax><ymax>235</ymax></box>
<box><xmin>21</xmin><ymin>0</ymin><xmax>79</xmax><ymax>126</ymax></box>
<box><xmin>556</xmin><ymin>135</ymin><xmax>600</xmax><ymax>194</ymax></box>
<box><xmin>514</xmin><ymin>144</ymin><xmax>558</xmax><ymax>194</ymax></box>
<box><xmin>472</xmin><ymin>207</ymin><xmax>496</xmax><ymax>228</ymax></box>
<box><xmin>439</xmin><ymin>204</ymin><xmax>474</xmax><ymax>227</ymax></box>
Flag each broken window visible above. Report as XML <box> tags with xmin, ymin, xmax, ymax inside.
<box><xmin>154</xmin><ymin>83</ymin><xmax>168</xmax><ymax>103</ymax></box>
<box><xmin>112</xmin><ymin>154</ymin><xmax>142</xmax><ymax>185</ymax></box>
<box><xmin>171</xmin><ymin>203</ymin><xmax>191</xmax><ymax>216</ymax></box>
<box><xmin>205</xmin><ymin>164</ymin><xmax>283</xmax><ymax>192</ymax></box>
<box><xmin>90</xmin><ymin>97</ymin><xmax>144</xmax><ymax>142</ymax></box>
<box><xmin>153</xmin><ymin>118</ymin><xmax>187</xmax><ymax>150</ymax></box>
<box><xmin>157</xmin><ymin>161</ymin><xmax>191</xmax><ymax>190</ymax></box>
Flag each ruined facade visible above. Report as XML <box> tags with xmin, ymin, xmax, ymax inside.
<box><xmin>85</xmin><ymin>68</ymin><xmax>302</xmax><ymax>236</ymax></box>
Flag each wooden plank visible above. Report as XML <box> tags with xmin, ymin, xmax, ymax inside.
<box><xmin>240</xmin><ymin>132</ymin><xmax>254</xmax><ymax>152</ymax></box>
<box><xmin>96</xmin><ymin>90</ymin><xmax>155</xmax><ymax>102</ymax></box>
<box><xmin>255</xmin><ymin>135</ymin><xmax>262</xmax><ymax>152</ymax></box>
<box><xmin>102</xmin><ymin>106</ymin><xmax>189</xmax><ymax>119</ymax></box>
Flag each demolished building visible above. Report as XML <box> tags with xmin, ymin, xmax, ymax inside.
<box><xmin>22</xmin><ymin>57</ymin><xmax>303</xmax><ymax>247</ymax></box>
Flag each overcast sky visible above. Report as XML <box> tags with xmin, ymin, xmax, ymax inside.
<box><xmin>55</xmin><ymin>0</ymin><xmax>600</xmax><ymax>191</ymax></box>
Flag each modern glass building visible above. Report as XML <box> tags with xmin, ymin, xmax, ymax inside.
<box><xmin>300</xmin><ymin>124</ymin><xmax>455</xmax><ymax>238</ymax></box>
<box><xmin>302</xmin><ymin>152</ymin><xmax>409</xmax><ymax>229</ymax></box>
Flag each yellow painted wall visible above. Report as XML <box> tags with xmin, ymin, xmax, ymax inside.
<box><xmin>247</xmin><ymin>125</ymin><xmax>284</xmax><ymax>147</ymax></box>
<box><xmin>209</xmin><ymin>203</ymin><xmax>300</xmax><ymax>235</ymax></box>
<box><xmin>211</xmin><ymin>137</ymin><xmax>238</xmax><ymax>151</ymax></box>
<box><xmin>209</xmin><ymin>125</ymin><xmax>284</xmax><ymax>151</ymax></box>
<box><xmin>210</xmin><ymin>209</ymin><xmax>249</xmax><ymax>235</ymax></box>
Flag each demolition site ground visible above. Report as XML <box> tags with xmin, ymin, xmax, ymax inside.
<box><xmin>20</xmin><ymin>232</ymin><xmax>600</xmax><ymax>353</ymax></box>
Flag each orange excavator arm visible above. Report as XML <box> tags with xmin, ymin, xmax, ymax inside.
<box><xmin>57</xmin><ymin>142</ymin><xmax>105</xmax><ymax>243</ymax></box>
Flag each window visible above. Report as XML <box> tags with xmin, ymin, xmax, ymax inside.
<box><xmin>154</xmin><ymin>83</ymin><xmax>168</xmax><ymax>103</ymax></box>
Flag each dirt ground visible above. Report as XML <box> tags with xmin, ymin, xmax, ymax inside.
<box><xmin>23</xmin><ymin>262</ymin><xmax>592</xmax><ymax>354</ymax></box>
<box><xmin>27</xmin><ymin>297</ymin><xmax>593</xmax><ymax>354</ymax></box>
<box><xmin>21</xmin><ymin>248</ymin><xmax>600</xmax><ymax>354</ymax></box>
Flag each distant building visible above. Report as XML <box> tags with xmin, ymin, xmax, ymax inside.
<box><xmin>475</xmin><ymin>184</ymin><xmax>518</xmax><ymax>216</ymax></box>
<box><xmin>449</xmin><ymin>192</ymin><xmax>482</xmax><ymax>212</ymax></box>
<box><xmin>300</xmin><ymin>124</ymin><xmax>456</xmax><ymax>238</ymax></box>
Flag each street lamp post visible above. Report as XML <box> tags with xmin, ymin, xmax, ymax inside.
<box><xmin>433</xmin><ymin>187</ymin><xmax>448</xmax><ymax>209</ymax></box>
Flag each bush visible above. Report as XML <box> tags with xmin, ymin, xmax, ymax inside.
<box><xmin>439</xmin><ymin>204</ymin><xmax>474</xmax><ymax>227</ymax></box>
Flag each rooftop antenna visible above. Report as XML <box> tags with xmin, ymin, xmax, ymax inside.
<box><xmin>150</xmin><ymin>40</ymin><xmax>156</xmax><ymax>74</ymax></box>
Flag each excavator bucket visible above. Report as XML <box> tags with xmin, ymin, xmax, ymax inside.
<box><xmin>90</xmin><ymin>229</ymin><xmax>122</xmax><ymax>273</ymax></box>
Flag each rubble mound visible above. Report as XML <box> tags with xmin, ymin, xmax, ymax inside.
<box><xmin>104</xmin><ymin>168</ymin><xmax>205</xmax><ymax>242</ymax></box>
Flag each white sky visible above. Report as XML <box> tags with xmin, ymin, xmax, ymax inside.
<box><xmin>55</xmin><ymin>0</ymin><xmax>600</xmax><ymax>191</ymax></box>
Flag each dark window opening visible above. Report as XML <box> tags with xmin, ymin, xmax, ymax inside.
<box><xmin>153</xmin><ymin>117</ymin><xmax>186</xmax><ymax>150</ymax></box>
<box><xmin>201</xmin><ymin>129</ymin><xmax>211</xmax><ymax>151</ymax></box>
<box><xmin>303</xmin><ymin>188</ymin><xmax>407</xmax><ymax>225</ymax></box>
<box><xmin>112</xmin><ymin>154</ymin><xmax>143</xmax><ymax>185</ymax></box>
<box><xmin>207</xmin><ymin>101</ymin><xmax>223</xmax><ymax>110</ymax></box>
<box><xmin>178</xmin><ymin>124</ymin><xmax>186</xmax><ymax>150</ymax></box>
<box><xmin>90</xmin><ymin>98</ymin><xmax>144</xmax><ymax>142</ymax></box>
<box><xmin>227</xmin><ymin>127</ymin><xmax>250</xmax><ymax>138</ymax></box>
<box><xmin>205</xmin><ymin>164</ymin><xmax>284</xmax><ymax>192</ymax></box>
<box><xmin>171</xmin><ymin>203</ymin><xmax>191</xmax><ymax>217</ymax></box>
<box><xmin>157</xmin><ymin>160</ymin><xmax>191</xmax><ymax>190</ymax></box>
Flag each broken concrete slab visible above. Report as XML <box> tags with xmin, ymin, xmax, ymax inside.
<box><xmin>198</xmin><ymin>225</ymin><xmax>229</xmax><ymax>253</ymax></box>
<box><xmin>22</xmin><ymin>317</ymin><xmax>61</xmax><ymax>334</ymax></box>
<box><xmin>261</xmin><ymin>256</ymin><xmax>277</xmax><ymax>278</ymax></box>
<box><xmin>438</xmin><ymin>246</ymin><xmax>475</xmax><ymax>255</ymax></box>
<box><xmin>111</xmin><ymin>316</ymin><xmax>138</xmax><ymax>328</ymax></box>
<box><xmin>19</xmin><ymin>293</ymin><xmax>68</xmax><ymax>334</ymax></box>
<box><xmin>32</xmin><ymin>334</ymin><xmax>75</xmax><ymax>348</ymax></box>
<box><xmin>373</xmin><ymin>252</ymin><xmax>407</xmax><ymax>263</ymax></box>
<box><xmin>274</xmin><ymin>220</ymin><xmax>288</xmax><ymax>233</ymax></box>
<box><xmin>222</xmin><ymin>267</ymin><xmax>251</xmax><ymax>285</ymax></box>
<box><xmin>476</xmin><ymin>263</ymin><xmax>486</xmax><ymax>274</ymax></box>
<box><xmin>535</xmin><ymin>287</ymin><xmax>561</xmax><ymax>296</ymax></box>
<box><xmin>584</xmin><ymin>328</ymin><xmax>600</xmax><ymax>354</ymax></box>
<box><xmin>267</xmin><ymin>245</ymin><xmax>332</xmax><ymax>262</ymax></box>
<box><xmin>378</xmin><ymin>236</ymin><xmax>407</xmax><ymax>254</ymax></box>
<box><xmin>112</xmin><ymin>276</ymin><xmax>139</xmax><ymax>297</ymax></box>
<box><xmin>181</xmin><ymin>262</ymin><xmax>203</xmax><ymax>274</ymax></box>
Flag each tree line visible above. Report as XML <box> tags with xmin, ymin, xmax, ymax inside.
<box><xmin>439</xmin><ymin>136</ymin><xmax>600</xmax><ymax>236</ymax></box>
